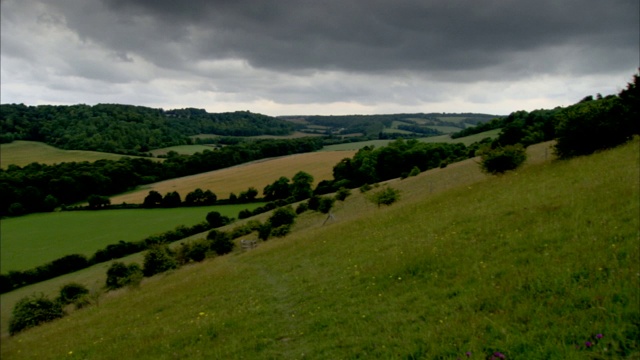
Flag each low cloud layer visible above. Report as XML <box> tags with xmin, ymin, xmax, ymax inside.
<box><xmin>1</xmin><ymin>0</ymin><xmax>638</xmax><ymax>115</ymax></box>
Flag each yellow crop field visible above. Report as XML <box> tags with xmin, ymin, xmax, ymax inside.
<box><xmin>109</xmin><ymin>150</ymin><xmax>357</xmax><ymax>204</ymax></box>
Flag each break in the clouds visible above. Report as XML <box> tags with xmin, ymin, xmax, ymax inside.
<box><xmin>1</xmin><ymin>0</ymin><xmax>638</xmax><ymax>115</ymax></box>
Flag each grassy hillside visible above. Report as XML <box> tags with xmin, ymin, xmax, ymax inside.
<box><xmin>108</xmin><ymin>150</ymin><xmax>357</xmax><ymax>205</ymax></box>
<box><xmin>1</xmin><ymin>139</ymin><xmax>637</xmax><ymax>359</ymax></box>
<box><xmin>0</xmin><ymin>141</ymin><xmax>151</xmax><ymax>168</ymax></box>
<box><xmin>0</xmin><ymin>204</ymin><xmax>264</xmax><ymax>273</ymax></box>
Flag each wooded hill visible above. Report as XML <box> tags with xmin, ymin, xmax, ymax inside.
<box><xmin>0</xmin><ymin>104</ymin><xmax>294</xmax><ymax>155</ymax></box>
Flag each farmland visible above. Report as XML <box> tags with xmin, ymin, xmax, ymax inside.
<box><xmin>1</xmin><ymin>138</ymin><xmax>637</xmax><ymax>358</ymax></box>
<box><xmin>108</xmin><ymin>150</ymin><xmax>357</xmax><ymax>205</ymax></box>
<box><xmin>0</xmin><ymin>141</ymin><xmax>151</xmax><ymax>168</ymax></box>
<box><xmin>0</xmin><ymin>203</ymin><xmax>264</xmax><ymax>273</ymax></box>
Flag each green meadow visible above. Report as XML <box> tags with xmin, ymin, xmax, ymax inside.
<box><xmin>1</xmin><ymin>139</ymin><xmax>637</xmax><ymax>359</ymax></box>
<box><xmin>0</xmin><ymin>204</ymin><xmax>264</xmax><ymax>273</ymax></box>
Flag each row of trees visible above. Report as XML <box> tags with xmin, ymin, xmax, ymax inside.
<box><xmin>317</xmin><ymin>140</ymin><xmax>470</xmax><ymax>191</ymax></box>
<box><xmin>0</xmin><ymin>137</ymin><xmax>324</xmax><ymax>217</ymax></box>
<box><xmin>0</xmin><ymin>104</ymin><xmax>294</xmax><ymax>154</ymax></box>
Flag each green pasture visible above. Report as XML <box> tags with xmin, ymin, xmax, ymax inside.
<box><xmin>0</xmin><ymin>141</ymin><xmax>145</xmax><ymax>168</ymax></box>
<box><xmin>0</xmin><ymin>203</ymin><xmax>264</xmax><ymax>273</ymax></box>
<box><xmin>1</xmin><ymin>140</ymin><xmax>637</xmax><ymax>358</ymax></box>
<box><xmin>322</xmin><ymin>128</ymin><xmax>501</xmax><ymax>151</ymax></box>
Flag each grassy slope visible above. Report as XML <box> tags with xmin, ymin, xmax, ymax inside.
<box><xmin>1</xmin><ymin>139</ymin><xmax>637</xmax><ymax>358</ymax></box>
<box><xmin>0</xmin><ymin>204</ymin><xmax>264</xmax><ymax>273</ymax></box>
<box><xmin>108</xmin><ymin>150</ymin><xmax>357</xmax><ymax>205</ymax></box>
<box><xmin>0</xmin><ymin>141</ymin><xmax>152</xmax><ymax>168</ymax></box>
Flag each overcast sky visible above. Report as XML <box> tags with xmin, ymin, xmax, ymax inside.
<box><xmin>1</xmin><ymin>0</ymin><xmax>638</xmax><ymax>116</ymax></box>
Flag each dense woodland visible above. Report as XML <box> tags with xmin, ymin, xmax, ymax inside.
<box><xmin>0</xmin><ymin>104</ymin><xmax>294</xmax><ymax>154</ymax></box>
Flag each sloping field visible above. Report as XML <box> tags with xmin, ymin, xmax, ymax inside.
<box><xmin>109</xmin><ymin>150</ymin><xmax>357</xmax><ymax>205</ymax></box>
<box><xmin>2</xmin><ymin>140</ymin><xmax>637</xmax><ymax>358</ymax></box>
<box><xmin>148</xmin><ymin>144</ymin><xmax>218</xmax><ymax>156</ymax></box>
<box><xmin>0</xmin><ymin>141</ymin><xmax>150</xmax><ymax>168</ymax></box>
<box><xmin>0</xmin><ymin>203</ymin><xmax>264</xmax><ymax>273</ymax></box>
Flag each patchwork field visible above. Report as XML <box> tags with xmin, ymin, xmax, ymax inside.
<box><xmin>0</xmin><ymin>203</ymin><xmax>264</xmax><ymax>273</ymax></box>
<box><xmin>322</xmin><ymin>129</ymin><xmax>501</xmax><ymax>151</ymax></box>
<box><xmin>0</xmin><ymin>141</ymin><xmax>149</xmax><ymax>168</ymax></box>
<box><xmin>1</xmin><ymin>139</ymin><xmax>637</xmax><ymax>358</ymax></box>
<box><xmin>108</xmin><ymin>150</ymin><xmax>357</xmax><ymax>205</ymax></box>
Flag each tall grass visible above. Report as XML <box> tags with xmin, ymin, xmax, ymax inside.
<box><xmin>1</xmin><ymin>139</ymin><xmax>637</xmax><ymax>359</ymax></box>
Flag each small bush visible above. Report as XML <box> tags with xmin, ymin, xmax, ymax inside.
<box><xmin>307</xmin><ymin>196</ymin><xmax>321</xmax><ymax>211</ymax></box>
<box><xmin>296</xmin><ymin>202</ymin><xmax>309</xmax><ymax>214</ymax></box>
<box><xmin>176</xmin><ymin>239</ymin><xmax>210</xmax><ymax>264</ymax></box>
<box><xmin>106</xmin><ymin>262</ymin><xmax>143</xmax><ymax>290</ymax></box>
<box><xmin>257</xmin><ymin>223</ymin><xmax>273</xmax><ymax>241</ymax></box>
<box><xmin>207</xmin><ymin>230</ymin><xmax>235</xmax><ymax>255</ymax></box>
<box><xmin>369</xmin><ymin>187</ymin><xmax>401</xmax><ymax>207</ymax></box>
<box><xmin>143</xmin><ymin>245</ymin><xmax>178</xmax><ymax>277</ymax></box>
<box><xmin>57</xmin><ymin>283</ymin><xmax>89</xmax><ymax>306</ymax></box>
<box><xmin>318</xmin><ymin>196</ymin><xmax>335</xmax><ymax>214</ymax></box>
<box><xmin>9</xmin><ymin>293</ymin><xmax>65</xmax><ymax>335</ymax></box>
<box><xmin>271</xmin><ymin>224</ymin><xmax>292</xmax><ymax>238</ymax></box>
<box><xmin>359</xmin><ymin>183</ymin><xmax>372</xmax><ymax>193</ymax></box>
<box><xmin>335</xmin><ymin>187</ymin><xmax>351</xmax><ymax>201</ymax></box>
<box><xmin>268</xmin><ymin>206</ymin><xmax>296</xmax><ymax>228</ymax></box>
<box><xmin>480</xmin><ymin>144</ymin><xmax>527</xmax><ymax>174</ymax></box>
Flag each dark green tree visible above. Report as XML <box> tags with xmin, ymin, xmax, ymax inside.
<box><xmin>9</xmin><ymin>293</ymin><xmax>65</xmax><ymax>335</ymax></box>
<box><xmin>143</xmin><ymin>245</ymin><xmax>178</xmax><ymax>277</ymax></box>
<box><xmin>291</xmin><ymin>171</ymin><xmax>314</xmax><ymax>201</ymax></box>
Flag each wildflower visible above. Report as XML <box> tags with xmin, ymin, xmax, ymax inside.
<box><xmin>596</xmin><ymin>333</ymin><xmax>603</xmax><ymax>339</ymax></box>
<box><xmin>585</xmin><ymin>341</ymin><xmax>593</xmax><ymax>348</ymax></box>
<box><xmin>466</xmin><ymin>351</ymin><xmax>472</xmax><ymax>357</ymax></box>
<box><xmin>492</xmin><ymin>352</ymin><xmax>505</xmax><ymax>359</ymax></box>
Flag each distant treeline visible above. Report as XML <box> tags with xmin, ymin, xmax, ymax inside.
<box><xmin>0</xmin><ymin>137</ymin><xmax>323</xmax><ymax>217</ymax></box>
<box><xmin>282</xmin><ymin>113</ymin><xmax>498</xmax><ymax>138</ymax></box>
<box><xmin>0</xmin><ymin>104</ymin><xmax>294</xmax><ymax>154</ymax></box>
<box><xmin>451</xmin><ymin>71</ymin><xmax>639</xmax><ymax>154</ymax></box>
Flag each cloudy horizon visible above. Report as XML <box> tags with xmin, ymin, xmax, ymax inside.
<box><xmin>1</xmin><ymin>0</ymin><xmax>638</xmax><ymax>116</ymax></box>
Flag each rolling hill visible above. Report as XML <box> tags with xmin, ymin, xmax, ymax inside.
<box><xmin>2</xmin><ymin>138</ymin><xmax>637</xmax><ymax>358</ymax></box>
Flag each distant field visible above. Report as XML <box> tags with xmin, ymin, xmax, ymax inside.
<box><xmin>322</xmin><ymin>129</ymin><xmax>501</xmax><ymax>151</ymax></box>
<box><xmin>0</xmin><ymin>141</ymin><xmax>149</xmax><ymax>168</ymax></box>
<box><xmin>109</xmin><ymin>150</ymin><xmax>357</xmax><ymax>205</ymax></box>
<box><xmin>0</xmin><ymin>203</ymin><xmax>264</xmax><ymax>273</ymax></box>
<box><xmin>189</xmin><ymin>131</ymin><xmax>322</xmax><ymax>141</ymax></box>
<box><xmin>149</xmin><ymin>144</ymin><xmax>218</xmax><ymax>156</ymax></box>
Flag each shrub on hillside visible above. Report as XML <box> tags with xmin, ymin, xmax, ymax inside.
<box><xmin>143</xmin><ymin>245</ymin><xmax>178</xmax><ymax>277</ymax></box>
<box><xmin>206</xmin><ymin>211</ymin><xmax>232</xmax><ymax>228</ymax></box>
<box><xmin>57</xmin><ymin>282</ymin><xmax>89</xmax><ymax>307</ymax></box>
<box><xmin>318</xmin><ymin>197</ymin><xmax>335</xmax><ymax>214</ymax></box>
<box><xmin>176</xmin><ymin>239</ymin><xmax>210</xmax><ymax>264</ymax></box>
<box><xmin>296</xmin><ymin>202</ymin><xmax>309</xmax><ymax>214</ymax></box>
<box><xmin>369</xmin><ymin>187</ymin><xmax>401</xmax><ymax>207</ymax></box>
<box><xmin>480</xmin><ymin>145</ymin><xmax>527</xmax><ymax>174</ymax></box>
<box><xmin>106</xmin><ymin>262</ymin><xmax>143</xmax><ymax>290</ymax></box>
<box><xmin>207</xmin><ymin>230</ymin><xmax>235</xmax><ymax>255</ymax></box>
<box><xmin>268</xmin><ymin>206</ymin><xmax>297</xmax><ymax>228</ymax></box>
<box><xmin>271</xmin><ymin>224</ymin><xmax>292</xmax><ymax>238</ymax></box>
<box><xmin>335</xmin><ymin>187</ymin><xmax>351</xmax><ymax>201</ymax></box>
<box><xmin>257</xmin><ymin>223</ymin><xmax>273</xmax><ymax>241</ymax></box>
<box><xmin>9</xmin><ymin>293</ymin><xmax>65</xmax><ymax>335</ymax></box>
<box><xmin>554</xmin><ymin>95</ymin><xmax>637</xmax><ymax>158</ymax></box>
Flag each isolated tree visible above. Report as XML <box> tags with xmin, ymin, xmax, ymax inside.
<box><xmin>268</xmin><ymin>206</ymin><xmax>297</xmax><ymax>228</ymax></box>
<box><xmin>263</xmin><ymin>176</ymin><xmax>291</xmax><ymax>201</ymax></box>
<box><xmin>207</xmin><ymin>230</ymin><xmax>235</xmax><ymax>255</ymax></box>
<box><xmin>143</xmin><ymin>190</ymin><xmax>162</xmax><ymax>208</ymax></box>
<box><xmin>291</xmin><ymin>171</ymin><xmax>314</xmax><ymax>201</ymax></box>
<box><xmin>106</xmin><ymin>262</ymin><xmax>143</xmax><ymax>290</ymax></box>
<box><xmin>318</xmin><ymin>196</ymin><xmax>335</xmax><ymax>214</ymax></box>
<box><xmin>57</xmin><ymin>283</ymin><xmax>89</xmax><ymax>305</ymax></box>
<box><xmin>161</xmin><ymin>191</ymin><xmax>182</xmax><ymax>208</ymax></box>
<box><xmin>206</xmin><ymin>211</ymin><xmax>230</xmax><ymax>228</ymax></box>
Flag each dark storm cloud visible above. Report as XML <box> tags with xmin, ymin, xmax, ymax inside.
<box><xmin>66</xmin><ymin>0</ymin><xmax>638</xmax><ymax>77</ymax></box>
